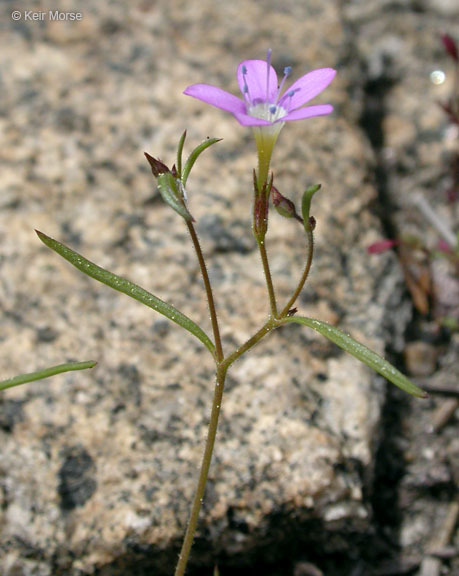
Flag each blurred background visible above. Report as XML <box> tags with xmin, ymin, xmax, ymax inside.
<box><xmin>0</xmin><ymin>1</ymin><xmax>457</xmax><ymax>575</ymax></box>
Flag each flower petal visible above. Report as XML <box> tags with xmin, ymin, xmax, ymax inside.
<box><xmin>237</xmin><ymin>60</ymin><xmax>278</xmax><ymax>104</ymax></box>
<box><xmin>232</xmin><ymin>111</ymin><xmax>273</xmax><ymax>126</ymax></box>
<box><xmin>281</xmin><ymin>104</ymin><xmax>334</xmax><ymax>122</ymax></box>
<box><xmin>279</xmin><ymin>68</ymin><xmax>336</xmax><ymax>110</ymax></box>
<box><xmin>184</xmin><ymin>84</ymin><xmax>246</xmax><ymax>114</ymax></box>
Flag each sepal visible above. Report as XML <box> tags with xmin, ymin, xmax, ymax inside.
<box><xmin>157</xmin><ymin>171</ymin><xmax>194</xmax><ymax>222</ymax></box>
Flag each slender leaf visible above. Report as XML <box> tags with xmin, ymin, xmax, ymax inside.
<box><xmin>157</xmin><ymin>172</ymin><xmax>193</xmax><ymax>222</ymax></box>
<box><xmin>176</xmin><ymin>129</ymin><xmax>187</xmax><ymax>177</ymax></box>
<box><xmin>181</xmin><ymin>137</ymin><xmax>222</xmax><ymax>186</ymax></box>
<box><xmin>36</xmin><ymin>231</ymin><xmax>216</xmax><ymax>355</ymax></box>
<box><xmin>282</xmin><ymin>316</ymin><xmax>428</xmax><ymax>398</ymax></box>
<box><xmin>301</xmin><ymin>184</ymin><xmax>321</xmax><ymax>233</ymax></box>
<box><xmin>0</xmin><ymin>360</ymin><xmax>96</xmax><ymax>392</ymax></box>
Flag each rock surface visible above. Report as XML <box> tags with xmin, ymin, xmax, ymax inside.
<box><xmin>0</xmin><ymin>1</ymin><xmax>455</xmax><ymax>575</ymax></box>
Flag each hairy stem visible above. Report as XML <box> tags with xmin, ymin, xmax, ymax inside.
<box><xmin>280</xmin><ymin>225</ymin><xmax>314</xmax><ymax>317</ymax></box>
<box><xmin>186</xmin><ymin>220</ymin><xmax>224</xmax><ymax>361</ymax></box>
<box><xmin>257</xmin><ymin>238</ymin><xmax>278</xmax><ymax>318</ymax></box>
<box><xmin>174</xmin><ymin>364</ymin><xmax>228</xmax><ymax>576</ymax></box>
<box><xmin>222</xmin><ymin>319</ymin><xmax>277</xmax><ymax>370</ymax></box>
<box><xmin>174</xmin><ymin>313</ymin><xmax>283</xmax><ymax>575</ymax></box>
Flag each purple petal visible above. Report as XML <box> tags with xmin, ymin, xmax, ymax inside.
<box><xmin>281</xmin><ymin>104</ymin><xmax>334</xmax><ymax>122</ymax></box>
<box><xmin>279</xmin><ymin>68</ymin><xmax>336</xmax><ymax>110</ymax></box>
<box><xmin>237</xmin><ymin>60</ymin><xmax>278</xmax><ymax>104</ymax></box>
<box><xmin>184</xmin><ymin>84</ymin><xmax>246</xmax><ymax>114</ymax></box>
<box><xmin>232</xmin><ymin>111</ymin><xmax>273</xmax><ymax>126</ymax></box>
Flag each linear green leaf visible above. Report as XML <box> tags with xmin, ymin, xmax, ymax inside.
<box><xmin>36</xmin><ymin>231</ymin><xmax>216</xmax><ymax>355</ymax></box>
<box><xmin>176</xmin><ymin>129</ymin><xmax>187</xmax><ymax>177</ymax></box>
<box><xmin>181</xmin><ymin>137</ymin><xmax>222</xmax><ymax>186</ymax></box>
<box><xmin>301</xmin><ymin>184</ymin><xmax>321</xmax><ymax>233</ymax></box>
<box><xmin>0</xmin><ymin>360</ymin><xmax>96</xmax><ymax>392</ymax></box>
<box><xmin>282</xmin><ymin>316</ymin><xmax>428</xmax><ymax>398</ymax></box>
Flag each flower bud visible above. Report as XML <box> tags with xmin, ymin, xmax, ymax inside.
<box><xmin>272</xmin><ymin>186</ymin><xmax>298</xmax><ymax>219</ymax></box>
<box><xmin>144</xmin><ymin>152</ymin><xmax>170</xmax><ymax>177</ymax></box>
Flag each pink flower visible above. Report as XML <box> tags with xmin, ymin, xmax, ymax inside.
<box><xmin>367</xmin><ymin>239</ymin><xmax>399</xmax><ymax>254</ymax></box>
<box><xmin>185</xmin><ymin>51</ymin><xmax>336</xmax><ymax>191</ymax></box>
<box><xmin>184</xmin><ymin>50</ymin><xmax>336</xmax><ymax>127</ymax></box>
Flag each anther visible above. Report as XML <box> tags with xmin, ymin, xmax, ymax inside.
<box><xmin>276</xmin><ymin>66</ymin><xmax>293</xmax><ymax>103</ymax></box>
<box><xmin>280</xmin><ymin>87</ymin><xmax>301</xmax><ymax>111</ymax></box>
<box><xmin>242</xmin><ymin>79</ymin><xmax>252</xmax><ymax>106</ymax></box>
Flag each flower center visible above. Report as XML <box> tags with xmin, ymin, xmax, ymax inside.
<box><xmin>249</xmin><ymin>102</ymin><xmax>288</xmax><ymax>123</ymax></box>
<box><xmin>241</xmin><ymin>50</ymin><xmax>300</xmax><ymax>123</ymax></box>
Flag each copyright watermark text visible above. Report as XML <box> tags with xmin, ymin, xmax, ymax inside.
<box><xmin>11</xmin><ymin>10</ymin><xmax>83</xmax><ymax>22</ymax></box>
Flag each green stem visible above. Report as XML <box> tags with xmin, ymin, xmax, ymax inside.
<box><xmin>174</xmin><ymin>313</ymin><xmax>283</xmax><ymax>576</ymax></box>
<box><xmin>174</xmin><ymin>316</ymin><xmax>280</xmax><ymax>575</ymax></box>
<box><xmin>174</xmin><ymin>364</ymin><xmax>228</xmax><ymax>576</ymax></box>
<box><xmin>186</xmin><ymin>220</ymin><xmax>224</xmax><ymax>362</ymax></box>
<box><xmin>257</xmin><ymin>238</ymin><xmax>278</xmax><ymax>318</ymax></box>
<box><xmin>279</xmin><ymin>225</ymin><xmax>314</xmax><ymax>317</ymax></box>
<box><xmin>222</xmin><ymin>319</ymin><xmax>277</xmax><ymax>370</ymax></box>
<box><xmin>0</xmin><ymin>360</ymin><xmax>97</xmax><ymax>391</ymax></box>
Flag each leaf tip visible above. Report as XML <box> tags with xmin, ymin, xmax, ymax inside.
<box><xmin>35</xmin><ymin>229</ymin><xmax>50</xmax><ymax>243</ymax></box>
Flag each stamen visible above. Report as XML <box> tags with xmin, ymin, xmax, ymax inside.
<box><xmin>269</xmin><ymin>105</ymin><xmax>277</xmax><ymax>114</ymax></box>
<box><xmin>276</xmin><ymin>65</ymin><xmax>292</xmax><ymax>103</ymax></box>
<box><xmin>242</xmin><ymin>84</ymin><xmax>251</xmax><ymax>106</ymax></box>
<box><xmin>280</xmin><ymin>87</ymin><xmax>301</xmax><ymax>111</ymax></box>
<box><xmin>241</xmin><ymin>64</ymin><xmax>254</xmax><ymax>107</ymax></box>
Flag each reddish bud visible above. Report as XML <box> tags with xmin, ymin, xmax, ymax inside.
<box><xmin>367</xmin><ymin>239</ymin><xmax>399</xmax><ymax>254</ymax></box>
<box><xmin>272</xmin><ymin>186</ymin><xmax>298</xmax><ymax>219</ymax></box>
<box><xmin>144</xmin><ymin>152</ymin><xmax>170</xmax><ymax>177</ymax></box>
<box><xmin>441</xmin><ymin>33</ymin><xmax>458</xmax><ymax>62</ymax></box>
